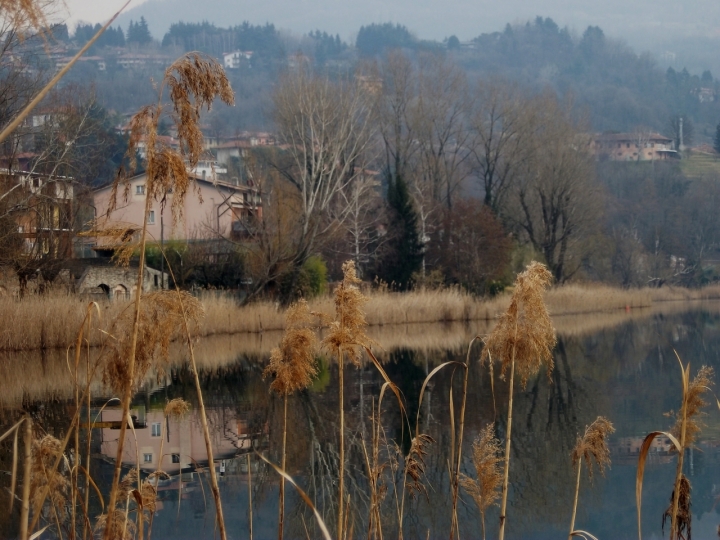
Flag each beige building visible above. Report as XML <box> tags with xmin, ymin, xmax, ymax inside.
<box><xmin>590</xmin><ymin>132</ymin><xmax>678</xmax><ymax>161</ymax></box>
<box><xmin>92</xmin><ymin>172</ymin><xmax>261</xmax><ymax>244</ymax></box>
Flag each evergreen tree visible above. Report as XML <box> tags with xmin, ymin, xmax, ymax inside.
<box><xmin>377</xmin><ymin>175</ymin><xmax>423</xmax><ymax>289</ymax></box>
<box><xmin>356</xmin><ymin>23</ymin><xmax>414</xmax><ymax>57</ymax></box>
<box><xmin>127</xmin><ymin>17</ymin><xmax>152</xmax><ymax>45</ymax></box>
<box><xmin>714</xmin><ymin>122</ymin><xmax>720</xmax><ymax>155</ymax></box>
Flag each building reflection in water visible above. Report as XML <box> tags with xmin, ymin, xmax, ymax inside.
<box><xmin>100</xmin><ymin>405</ymin><xmax>261</xmax><ymax>475</ymax></box>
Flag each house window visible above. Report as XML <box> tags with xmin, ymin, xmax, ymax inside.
<box><xmin>136</xmin><ymin>185</ymin><xmax>145</xmax><ymax>195</ymax></box>
<box><xmin>151</xmin><ymin>422</ymin><xmax>161</xmax><ymax>437</ymax></box>
<box><xmin>172</xmin><ymin>454</ymin><xmax>180</xmax><ymax>464</ymax></box>
<box><xmin>147</xmin><ymin>210</ymin><xmax>155</xmax><ymax>225</ymax></box>
<box><xmin>143</xmin><ymin>453</ymin><xmax>153</xmax><ymax>463</ymax></box>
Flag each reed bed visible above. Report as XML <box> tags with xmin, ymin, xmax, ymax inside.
<box><xmin>3</xmin><ymin>283</ymin><xmax>720</xmax><ymax>352</ymax></box>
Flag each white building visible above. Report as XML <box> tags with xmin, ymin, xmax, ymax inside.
<box><xmin>222</xmin><ymin>50</ymin><xmax>253</xmax><ymax>69</ymax></box>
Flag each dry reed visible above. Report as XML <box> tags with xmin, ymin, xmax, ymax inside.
<box><xmin>263</xmin><ymin>299</ymin><xmax>318</xmax><ymax>540</ymax></box>
<box><xmin>669</xmin><ymin>363</ymin><xmax>713</xmax><ymax>540</ymax></box>
<box><xmin>321</xmin><ymin>260</ymin><xmax>371</xmax><ymax>540</ymax></box>
<box><xmin>3</xmin><ymin>283</ymin><xmax>720</xmax><ymax>353</ymax></box>
<box><xmin>635</xmin><ymin>360</ymin><xmax>714</xmax><ymax>540</ymax></box>
<box><xmin>459</xmin><ymin>424</ymin><xmax>503</xmax><ymax>540</ymax></box>
<box><xmin>481</xmin><ymin>261</ymin><xmax>556</xmax><ymax>540</ymax></box>
<box><xmin>568</xmin><ymin>417</ymin><xmax>614</xmax><ymax>540</ymax></box>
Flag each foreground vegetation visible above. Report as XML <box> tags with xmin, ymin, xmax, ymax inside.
<box><xmin>2</xmin><ymin>259</ymin><xmax>715</xmax><ymax>540</ymax></box>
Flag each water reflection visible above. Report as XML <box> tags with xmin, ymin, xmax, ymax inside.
<box><xmin>4</xmin><ymin>304</ymin><xmax>720</xmax><ymax>538</ymax></box>
<box><xmin>99</xmin><ymin>406</ymin><xmax>257</xmax><ymax>474</ymax></box>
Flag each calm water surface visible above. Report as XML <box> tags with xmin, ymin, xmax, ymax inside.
<box><xmin>4</xmin><ymin>305</ymin><xmax>720</xmax><ymax>539</ymax></box>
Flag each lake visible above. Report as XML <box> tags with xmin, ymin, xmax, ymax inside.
<box><xmin>3</xmin><ymin>301</ymin><xmax>720</xmax><ymax>539</ymax></box>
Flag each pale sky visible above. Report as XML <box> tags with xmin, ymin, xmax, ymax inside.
<box><xmin>56</xmin><ymin>0</ymin><xmax>720</xmax><ymax>74</ymax></box>
<box><xmin>61</xmin><ymin>0</ymin><xmax>150</xmax><ymax>28</ymax></box>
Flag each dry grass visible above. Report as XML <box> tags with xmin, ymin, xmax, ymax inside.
<box><xmin>4</xmin><ymin>282</ymin><xmax>720</xmax><ymax>352</ymax></box>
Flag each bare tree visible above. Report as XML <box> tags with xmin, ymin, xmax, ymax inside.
<box><xmin>510</xmin><ymin>95</ymin><xmax>601</xmax><ymax>283</ymax></box>
<box><xmin>270</xmin><ymin>65</ymin><xmax>375</xmax><ymax>294</ymax></box>
<box><xmin>412</xmin><ymin>53</ymin><xmax>472</xmax><ymax>210</ymax></box>
<box><xmin>333</xmin><ymin>173</ymin><xmax>384</xmax><ymax>276</ymax></box>
<box><xmin>469</xmin><ymin>80</ymin><xmax>533</xmax><ymax>213</ymax></box>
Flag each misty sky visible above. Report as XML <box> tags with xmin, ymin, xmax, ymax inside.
<box><xmin>63</xmin><ymin>0</ymin><xmax>720</xmax><ymax>71</ymax></box>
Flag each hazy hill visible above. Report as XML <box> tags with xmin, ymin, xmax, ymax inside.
<box><xmin>116</xmin><ymin>0</ymin><xmax>720</xmax><ymax>74</ymax></box>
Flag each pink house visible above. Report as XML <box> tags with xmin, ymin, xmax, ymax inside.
<box><xmin>92</xmin><ymin>172</ymin><xmax>261</xmax><ymax>244</ymax></box>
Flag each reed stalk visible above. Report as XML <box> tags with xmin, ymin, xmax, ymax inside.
<box><xmin>279</xmin><ymin>393</ymin><xmax>287</xmax><ymax>540</ymax></box>
<box><xmin>670</xmin><ymin>395</ymin><xmax>688</xmax><ymax>540</ymax></box>
<box><xmin>248</xmin><ymin>453</ymin><xmax>253</xmax><ymax>540</ymax></box>
<box><xmin>568</xmin><ymin>416</ymin><xmax>614</xmax><ymax>540</ymax></box>
<box><xmin>449</xmin><ymin>337</ymin><xmax>479</xmax><ymax>539</ymax></box>
<box><xmin>20</xmin><ymin>415</ymin><xmax>32</xmax><ymax>540</ymax></box>
<box><xmin>181</xmin><ymin>298</ymin><xmax>227</xmax><ymax>539</ymax></box>
<box><xmin>568</xmin><ymin>458</ymin><xmax>582</xmax><ymax>540</ymax></box>
<box><xmin>498</xmin><ymin>325</ymin><xmax>516</xmax><ymax>540</ymax></box>
<box><xmin>321</xmin><ymin>261</ymin><xmax>372</xmax><ymax>540</ymax></box>
<box><xmin>104</xmin><ymin>195</ymin><xmax>151</xmax><ymax>540</ymax></box>
<box><xmin>481</xmin><ymin>262</ymin><xmax>556</xmax><ymax>540</ymax></box>
<box><xmin>83</xmin><ymin>340</ymin><xmax>92</xmax><ymax>540</ymax></box>
<box><xmin>338</xmin><ymin>346</ymin><xmax>345</xmax><ymax>540</ymax></box>
<box><xmin>262</xmin><ymin>299</ymin><xmax>318</xmax><ymax>540</ymax></box>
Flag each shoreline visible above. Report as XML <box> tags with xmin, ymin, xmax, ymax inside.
<box><xmin>1</xmin><ymin>283</ymin><xmax>720</xmax><ymax>352</ymax></box>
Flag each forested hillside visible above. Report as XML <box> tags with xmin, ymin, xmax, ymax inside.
<box><xmin>6</xmin><ymin>15</ymin><xmax>720</xmax><ymax>293</ymax></box>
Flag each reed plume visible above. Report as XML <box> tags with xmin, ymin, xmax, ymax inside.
<box><xmin>263</xmin><ymin>299</ymin><xmax>318</xmax><ymax>540</ymax></box>
<box><xmin>481</xmin><ymin>261</ymin><xmax>556</xmax><ymax>540</ymax></box>
<box><xmin>670</xmin><ymin>365</ymin><xmax>713</xmax><ymax>450</ymax></box>
<box><xmin>568</xmin><ymin>416</ymin><xmax>614</xmax><ymax>539</ymax></box>
<box><xmin>460</xmin><ymin>424</ymin><xmax>503</xmax><ymax>540</ymax></box>
<box><xmin>30</xmin><ymin>435</ymin><xmax>71</xmax><ymax>533</ymax></box>
<box><xmin>103</xmin><ymin>291</ymin><xmax>203</xmax><ymax>395</ymax></box>
<box><xmin>322</xmin><ymin>260</ymin><xmax>371</xmax><ymax>540</ymax></box>
<box><xmin>668</xmin><ymin>364</ymin><xmax>713</xmax><ymax>540</ymax></box>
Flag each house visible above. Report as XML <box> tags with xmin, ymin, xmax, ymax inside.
<box><xmin>92</xmin><ymin>172</ymin><xmax>262</xmax><ymax>245</ymax></box>
<box><xmin>692</xmin><ymin>87</ymin><xmax>716</xmax><ymax>103</ymax></box>
<box><xmin>3</xmin><ymin>172</ymin><xmax>75</xmax><ymax>259</ymax></box>
<box><xmin>590</xmin><ymin>132</ymin><xmax>678</xmax><ymax>161</ymax></box>
<box><xmin>54</xmin><ymin>55</ymin><xmax>106</xmax><ymax>72</ymax></box>
<box><xmin>213</xmin><ymin>139</ymin><xmax>252</xmax><ymax>167</ymax></box>
<box><xmin>222</xmin><ymin>50</ymin><xmax>253</xmax><ymax>70</ymax></box>
<box><xmin>116</xmin><ymin>53</ymin><xmax>172</xmax><ymax>69</ymax></box>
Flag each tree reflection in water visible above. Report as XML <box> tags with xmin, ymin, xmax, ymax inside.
<box><xmin>5</xmin><ymin>308</ymin><xmax>720</xmax><ymax>538</ymax></box>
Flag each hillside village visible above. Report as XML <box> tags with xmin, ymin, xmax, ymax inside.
<box><xmin>2</xmin><ymin>16</ymin><xmax>720</xmax><ymax>301</ymax></box>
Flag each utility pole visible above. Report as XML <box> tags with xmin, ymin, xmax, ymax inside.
<box><xmin>679</xmin><ymin>116</ymin><xmax>685</xmax><ymax>154</ymax></box>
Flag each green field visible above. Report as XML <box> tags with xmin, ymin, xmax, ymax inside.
<box><xmin>680</xmin><ymin>152</ymin><xmax>720</xmax><ymax>178</ymax></box>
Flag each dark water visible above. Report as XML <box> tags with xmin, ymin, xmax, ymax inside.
<box><xmin>4</xmin><ymin>307</ymin><xmax>720</xmax><ymax>539</ymax></box>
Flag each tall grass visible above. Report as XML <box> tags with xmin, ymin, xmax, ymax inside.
<box><xmin>3</xmin><ymin>283</ymin><xmax>720</xmax><ymax>352</ymax></box>
<box><xmin>481</xmin><ymin>262</ymin><xmax>556</xmax><ymax>540</ymax></box>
